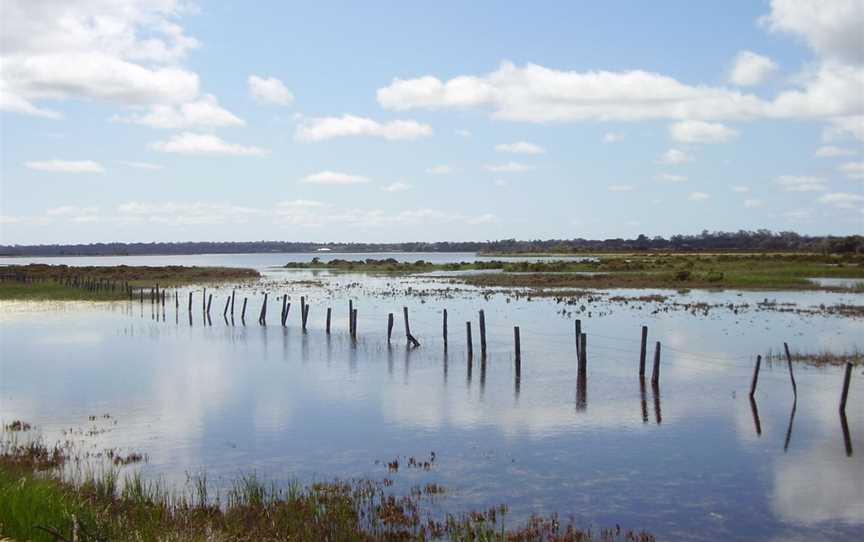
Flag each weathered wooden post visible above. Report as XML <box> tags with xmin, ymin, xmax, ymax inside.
<box><xmin>479</xmin><ymin>310</ymin><xmax>487</xmax><ymax>358</ymax></box>
<box><xmin>230</xmin><ymin>290</ymin><xmax>235</xmax><ymax>319</ymax></box>
<box><xmin>387</xmin><ymin>313</ymin><xmax>394</xmax><ymax>343</ymax></box>
<box><xmin>783</xmin><ymin>342</ymin><xmax>798</xmax><ymax>398</ymax></box>
<box><xmin>443</xmin><ymin>309</ymin><xmax>448</xmax><ymax>351</ymax></box>
<box><xmin>302</xmin><ymin>303</ymin><xmax>309</xmax><ymax>331</ymax></box>
<box><xmin>514</xmin><ymin>326</ymin><xmax>521</xmax><ymax>379</ymax></box>
<box><xmin>651</xmin><ymin>341</ymin><xmax>661</xmax><ymax>386</ymax></box>
<box><xmin>259</xmin><ymin>293</ymin><xmax>268</xmax><ymax>325</ymax></box>
<box><xmin>300</xmin><ymin>296</ymin><xmax>306</xmax><ymax>326</ymax></box>
<box><xmin>202</xmin><ymin>288</ymin><xmax>206</xmax><ymax>314</ymax></box>
<box><xmin>188</xmin><ymin>291</ymin><xmax>192</xmax><ymax>313</ymax></box>
<box><xmin>578</xmin><ymin>333</ymin><xmax>587</xmax><ymax>378</ymax></box>
<box><xmin>223</xmin><ymin>297</ymin><xmax>230</xmax><ymax>319</ymax></box>
<box><xmin>840</xmin><ymin>362</ymin><xmax>853</xmax><ymax>415</ymax></box>
<box><xmin>349</xmin><ymin>300</ymin><xmax>353</xmax><ymax>335</ymax></box>
<box><xmin>241</xmin><ymin>297</ymin><xmax>247</xmax><ymax>324</ymax></box>
<box><xmin>403</xmin><ymin>307</ymin><xmax>419</xmax><ymax>347</ymax></box>
<box><xmin>575</xmin><ymin>319</ymin><xmax>582</xmax><ymax>363</ymax></box>
<box><xmin>749</xmin><ymin>355</ymin><xmax>762</xmax><ymax>398</ymax></box>
<box><xmin>639</xmin><ymin>325</ymin><xmax>648</xmax><ymax>378</ymax></box>
<box><xmin>281</xmin><ymin>296</ymin><xmax>288</xmax><ymax>326</ymax></box>
<box><xmin>326</xmin><ymin>307</ymin><xmax>331</xmax><ymax>334</ymax></box>
<box><xmin>206</xmin><ymin>294</ymin><xmax>212</xmax><ymax>319</ymax></box>
<box><xmin>466</xmin><ymin>321</ymin><xmax>473</xmax><ymax>359</ymax></box>
<box><xmin>351</xmin><ymin>308</ymin><xmax>358</xmax><ymax>339</ymax></box>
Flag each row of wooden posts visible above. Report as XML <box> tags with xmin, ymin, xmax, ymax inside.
<box><xmin>134</xmin><ymin>286</ymin><xmax>854</xmax><ymax>415</ymax></box>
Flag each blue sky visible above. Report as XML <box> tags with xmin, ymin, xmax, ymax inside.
<box><xmin>1</xmin><ymin>0</ymin><xmax>862</xmax><ymax>244</ymax></box>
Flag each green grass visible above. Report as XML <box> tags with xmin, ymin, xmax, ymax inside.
<box><xmin>0</xmin><ymin>431</ymin><xmax>655</xmax><ymax>542</ymax></box>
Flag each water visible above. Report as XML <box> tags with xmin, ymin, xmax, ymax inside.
<box><xmin>1</xmin><ymin>254</ymin><xmax>863</xmax><ymax>540</ymax></box>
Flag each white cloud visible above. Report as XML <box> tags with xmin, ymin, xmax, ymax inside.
<box><xmin>485</xmin><ymin>161</ymin><xmax>534</xmax><ymax>173</ymax></box>
<box><xmin>655</xmin><ymin>173</ymin><xmax>687</xmax><ymax>182</ymax></box>
<box><xmin>775</xmin><ymin>175</ymin><xmax>828</xmax><ymax>191</ymax></box>
<box><xmin>729</xmin><ymin>51</ymin><xmax>778</xmax><ymax>86</ymax></box>
<box><xmin>25</xmin><ymin>159</ymin><xmax>104</xmax><ymax>173</ymax></box>
<box><xmin>46</xmin><ymin>205</ymin><xmax>99</xmax><ymax>217</ymax></box>
<box><xmin>603</xmin><ymin>132</ymin><xmax>624</xmax><ymax>143</ymax></box>
<box><xmin>761</xmin><ymin>0</ymin><xmax>864</xmax><ymax>64</ymax></box>
<box><xmin>669</xmin><ymin>120</ymin><xmax>738</xmax><ymax>143</ymax></box>
<box><xmin>115</xmin><ymin>201</ymin><xmax>265</xmax><ymax>225</ymax></box>
<box><xmin>120</xmin><ymin>161</ymin><xmax>163</xmax><ymax>170</ymax></box>
<box><xmin>783</xmin><ymin>209</ymin><xmax>814</xmax><ymax>221</ymax></box>
<box><xmin>467</xmin><ymin>213</ymin><xmax>497</xmax><ymax>225</ymax></box>
<box><xmin>818</xmin><ymin>192</ymin><xmax>864</xmax><ymax>208</ymax></box>
<box><xmin>294</xmin><ymin>114</ymin><xmax>432</xmax><ymax>141</ymax></box>
<box><xmin>300</xmin><ymin>171</ymin><xmax>370</xmax><ymax>185</ymax></box>
<box><xmin>608</xmin><ymin>184</ymin><xmax>635</xmax><ymax>192</ymax></box>
<box><xmin>495</xmin><ymin>141</ymin><xmax>546</xmax><ymax>154</ymax></box>
<box><xmin>688</xmin><ymin>192</ymin><xmax>710</xmax><ymax>201</ymax></box>
<box><xmin>149</xmin><ymin>133</ymin><xmax>269</xmax><ymax>156</ymax></box>
<box><xmin>658</xmin><ymin>148</ymin><xmax>691</xmax><ymax>165</ymax></box>
<box><xmin>382</xmin><ymin>181</ymin><xmax>411</xmax><ymax>192</ymax></box>
<box><xmin>838</xmin><ymin>161</ymin><xmax>864</xmax><ymax>179</ymax></box>
<box><xmin>248</xmin><ymin>75</ymin><xmax>294</xmax><ymax>106</ymax></box>
<box><xmin>426</xmin><ymin>165</ymin><xmax>452</xmax><ymax>175</ymax></box>
<box><xmin>1</xmin><ymin>1</ymin><xmax>203</xmax><ymax>117</ymax></box>
<box><xmin>731</xmin><ymin>185</ymin><xmax>751</xmax><ymax>192</ymax></box>
<box><xmin>111</xmin><ymin>94</ymin><xmax>243</xmax><ymax>129</ymax></box>
<box><xmin>824</xmin><ymin>115</ymin><xmax>864</xmax><ymax>142</ymax></box>
<box><xmin>815</xmin><ymin>145</ymin><xmax>857</xmax><ymax>157</ymax></box>
<box><xmin>744</xmin><ymin>198</ymin><xmax>764</xmax><ymax>208</ymax></box>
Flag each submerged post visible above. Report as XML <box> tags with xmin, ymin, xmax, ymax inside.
<box><xmin>188</xmin><ymin>291</ymin><xmax>192</xmax><ymax>313</ymax></box>
<box><xmin>443</xmin><ymin>309</ymin><xmax>448</xmax><ymax>351</ymax></box>
<box><xmin>578</xmin><ymin>333</ymin><xmax>587</xmax><ymax>378</ymax></box>
<box><xmin>651</xmin><ymin>341</ymin><xmax>661</xmax><ymax>386</ymax></box>
<box><xmin>783</xmin><ymin>342</ymin><xmax>798</xmax><ymax>398</ymax></box>
<box><xmin>466</xmin><ymin>321</ymin><xmax>473</xmax><ymax>359</ymax></box>
<box><xmin>326</xmin><ymin>307</ymin><xmax>332</xmax><ymax>334</ymax></box>
<box><xmin>352</xmin><ymin>308</ymin><xmax>358</xmax><ymax>339</ymax></box>
<box><xmin>302</xmin><ymin>303</ymin><xmax>309</xmax><ymax>332</ymax></box>
<box><xmin>479</xmin><ymin>310</ymin><xmax>487</xmax><ymax>358</ymax></box>
<box><xmin>223</xmin><ymin>297</ymin><xmax>230</xmax><ymax>319</ymax></box>
<box><xmin>514</xmin><ymin>326</ymin><xmax>521</xmax><ymax>379</ymax></box>
<box><xmin>206</xmin><ymin>294</ymin><xmax>212</xmax><ymax>319</ymax></box>
<box><xmin>403</xmin><ymin>307</ymin><xmax>419</xmax><ymax>347</ymax></box>
<box><xmin>230</xmin><ymin>290</ymin><xmax>235</xmax><ymax>319</ymax></box>
<box><xmin>259</xmin><ymin>293</ymin><xmax>268</xmax><ymax>325</ymax></box>
<box><xmin>281</xmin><ymin>295</ymin><xmax>287</xmax><ymax>326</ymax></box>
<box><xmin>300</xmin><ymin>296</ymin><xmax>306</xmax><ymax>326</ymax></box>
<box><xmin>639</xmin><ymin>325</ymin><xmax>648</xmax><ymax>378</ymax></box>
<box><xmin>349</xmin><ymin>300</ymin><xmax>353</xmax><ymax>335</ymax></box>
<box><xmin>840</xmin><ymin>362</ymin><xmax>853</xmax><ymax>415</ymax></box>
<box><xmin>241</xmin><ymin>297</ymin><xmax>247</xmax><ymax>324</ymax></box>
<box><xmin>387</xmin><ymin>313</ymin><xmax>394</xmax><ymax>343</ymax></box>
<box><xmin>749</xmin><ymin>355</ymin><xmax>762</xmax><ymax>398</ymax></box>
<box><xmin>575</xmin><ymin>319</ymin><xmax>582</xmax><ymax>363</ymax></box>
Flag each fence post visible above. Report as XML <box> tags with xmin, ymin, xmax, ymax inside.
<box><xmin>514</xmin><ymin>326</ymin><xmax>521</xmax><ymax>379</ymax></box>
<box><xmin>749</xmin><ymin>355</ymin><xmax>762</xmax><ymax>398</ymax></box>
<box><xmin>651</xmin><ymin>342</ymin><xmax>661</xmax><ymax>386</ymax></box>
<box><xmin>783</xmin><ymin>342</ymin><xmax>798</xmax><ymax>398</ymax></box>
<box><xmin>639</xmin><ymin>325</ymin><xmax>648</xmax><ymax>378</ymax></box>
<box><xmin>479</xmin><ymin>310</ymin><xmax>487</xmax><ymax>358</ymax></box>
<box><xmin>840</xmin><ymin>362</ymin><xmax>853</xmax><ymax>415</ymax></box>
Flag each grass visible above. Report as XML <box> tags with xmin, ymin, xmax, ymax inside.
<box><xmin>0</xmin><ymin>430</ymin><xmax>655</xmax><ymax>542</ymax></box>
<box><xmin>282</xmin><ymin>253</ymin><xmax>864</xmax><ymax>291</ymax></box>
<box><xmin>0</xmin><ymin>264</ymin><xmax>259</xmax><ymax>301</ymax></box>
<box><xmin>763</xmin><ymin>347</ymin><xmax>864</xmax><ymax>366</ymax></box>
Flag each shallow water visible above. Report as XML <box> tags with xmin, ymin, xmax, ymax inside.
<box><xmin>1</xmin><ymin>254</ymin><xmax>863</xmax><ymax>540</ymax></box>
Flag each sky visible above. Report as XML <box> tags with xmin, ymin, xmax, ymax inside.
<box><xmin>1</xmin><ymin>0</ymin><xmax>863</xmax><ymax>245</ymax></box>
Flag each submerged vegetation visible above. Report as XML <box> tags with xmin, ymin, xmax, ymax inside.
<box><xmin>285</xmin><ymin>253</ymin><xmax>864</xmax><ymax>291</ymax></box>
<box><xmin>0</xmin><ymin>264</ymin><xmax>259</xmax><ymax>301</ymax></box>
<box><xmin>0</xmin><ymin>428</ymin><xmax>654</xmax><ymax>542</ymax></box>
<box><xmin>763</xmin><ymin>347</ymin><xmax>864</xmax><ymax>367</ymax></box>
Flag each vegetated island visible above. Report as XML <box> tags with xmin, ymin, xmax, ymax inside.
<box><xmin>0</xmin><ymin>264</ymin><xmax>259</xmax><ymax>301</ymax></box>
<box><xmin>0</xmin><ymin>423</ymin><xmax>655</xmax><ymax>542</ymax></box>
<box><xmin>284</xmin><ymin>253</ymin><xmax>864</xmax><ymax>291</ymax></box>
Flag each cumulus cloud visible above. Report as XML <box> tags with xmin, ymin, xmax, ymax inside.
<box><xmin>294</xmin><ymin>114</ymin><xmax>432</xmax><ymax>141</ymax></box>
<box><xmin>485</xmin><ymin>161</ymin><xmax>534</xmax><ymax>173</ymax></box>
<box><xmin>837</xmin><ymin>161</ymin><xmax>864</xmax><ymax>179</ymax></box>
<box><xmin>669</xmin><ymin>120</ymin><xmax>738</xmax><ymax>143</ymax></box>
<box><xmin>761</xmin><ymin>0</ymin><xmax>864</xmax><ymax>64</ymax></box>
<box><xmin>658</xmin><ymin>148</ymin><xmax>691</xmax><ymax>165</ymax></box>
<box><xmin>495</xmin><ymin>141</ymin><xmax>546</xmax><ymax>154</ymax></box>
<box><xmin>729</xmin><ymin>51</ymin><xmax>778</xmax><ymax>86</ymax></box>
<box><xmin>116</xmin><ymin>201</ymin><xmax>265</xmax><ymax>225</ymax></box>
<box><xmin>111</xmin><ymin>94</ymin><xmax>243</xmax><ymax>129</ymax></box>
<box><xmin>382</xmin><ymin>181</ymin><xmax>411</xmax><ymax>192</ymax></box>
<box><xmin>300</xmin><ymin>171</ymin><xmax>370</xmax><ymax>185</ymax></box>
<box><xmin>119</xmin><ymin>161</ymin><xmax>163</xmax><ymax>170</ymax></box>
<box><xmin>818</xmin><ymin>192</ymin><xmax>864</xmax><ymax>208</ymax></box>
<box><xmin>688</xmin><ymin>192</ymin><xmax>710</xmax><ymax>201</ymax></box>
<box><xmin>248</xmin><ymin>75</ymin><xmax>294</xmax><ymax>105</ymax></box>
<box><xmin>1</xmin><ymin>1</ymin><xmax>203</xmax><ymax>117</ymax></box>
<box><xmin>149</xmin><ymin>133</ymin><xmax>269</xmax><ymax>156</ymax></box>
<box><xmin>426</xmin><ymin>165</ymin><xmax>452</xmax><ymax>175</ymax></box>
<box><xmin>25</xmin><ymin>159</ymin><xmax>104</xmax><ymax>173</ymax></box>
<box><xmin>774</xmin><ymin>175</ymin><xmax>828</xmax><ymax>191</ymax></box>
<box><xmin>815</xmin><ymin>145</ymin><xmax>857</xmax><ymax>157</ymax></box>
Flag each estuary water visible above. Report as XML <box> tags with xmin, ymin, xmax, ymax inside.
<box><xmin>1</xmin><ymin>253</ymin><xmax>862</xmax><ymax>540</ymax></box>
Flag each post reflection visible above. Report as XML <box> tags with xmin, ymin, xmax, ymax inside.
<box><xmin>749</xmin><ymin>396</ymin><xmax>762</xmax><ymax>436</ymax></box>
<box><xmin>442</xmin><ymin>351</ymin><xmax>448</xmax><ymax>385</ymax></box>
<box><xmin>783</xmin><ymin>399</ymin><xmax>797</xmax><ymax>452</ymax></box>
<box><xmin>639</xmin><ymin>378</ymin><xmax>648</xmax><ymax>423</ymax></box>
<box><xmin>840</xmin><ymin>412</ymin><xmax>853</xmax><ymax>457</ymax></box>
<box><xmin>651</xmin><ymin>382</ymin><xmax>662</xmax><ymax>425</ymax></box>
<box><xmin>576</xmin><ymin>374</ymin><xmax>587</xmax><ymax>412</ymax></box>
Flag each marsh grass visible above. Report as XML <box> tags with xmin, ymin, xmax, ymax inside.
<box><xmin>0</xmin><ymin>430</ymin><xmax>654</xmax><ymax>542</ymax></box>
<box><xmin>764</xmin><ymin>347</ymin><xmax>864</xmax><ymax>366</ymax></box>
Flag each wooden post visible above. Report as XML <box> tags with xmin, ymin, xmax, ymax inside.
<box><xmin>281</xmin><ymin>295</ymin><xmax>288</xmax><ymax>326</ymax></box>
<box><xmin>840</xmin><ymin>362</ymin><xmax>853</xmax><ymax>414</ymax></box>
<box><xmin>352</xmin><ymin>308</ymin><xmax>358</xmax><ymax>338</ymax></box>
<box><xmin>639</xmin><ymin>325</ymin><xmax>648</xmax><ymax>378</ymax></box>
<box><xmin>443</xmin><ymin>309</ymin><xmax>448</xmax><ymax>351</ymax></box>
<box><xmin>578</xmin><ymin>333</ymin><xmax>588</xmax><ymax>378</ymax></box>
<box><xmin>575</xmin><ymin>319</ymin><xmax>582</xmax><ymax>363</ymax></box>
<box><xmin>387</xmin><ymin>313</ymin><xmax>394</xmax><ymax>343</ymax></box>
<box><xmin>783</xmin><ymin>342</ymin><xmax>798</xmax><ymax>398</ymax></box>
<box><xmin>302</xmin><ymin>303</ymin><xmax>309</xmax><ymax>331</ymax></box>
<box><xmin>514</xmin><ymin>326</ymin><xmax>521</xmax><ymax>379</ymax></box>
<box><xmin>466</xmin><ymin>321</ymin><xmax>473</xmax><ymax>359</ymax></box>
<box><xmin>479</xmin><ymin>310</ymin><xmax>487</xmax><ymax>358</ymax></box>
<box><xmin>403</xmin><ymin>307</ymin><xmax>419</xmax><ymax>347</ymax></box>
<box><xmin>749</xmin><ymin>355</ymin><xmax>762</xmax><ymax>398</ymax></box>
<box><xmin>206</xmin><ymin>294</ymin><xmax>212</xmax><ymax>318</ymax></box>
<box><xmin>349</xmin><ymin>300</ymin><xmax>353</xmax><ymax>335</ymax></box>
<box><xmin>223</xmin><ymin>297</ymin><xmax>230</xmax><ymax>319</ymax></box>
<box><xmin>241</xmin><ymin>297</ymin><xmax>247</xmax><ymax>323</ymax></box>
<box><xmin>651</xmin><ymin>341</ymin><xmax>661</xmax><ymax>386</ymax></box>
<box><xmin>326</xmin><ymin>307</ymin><xmax>331</xmax><ymax>334</ymax></box>
<box><xmin>187</xmin><ymin>291</ymin><xmax>192</xmax><ymax>313</ymax></box>
<box><xmin>301</xmin><ymin>296</ymin><xmax>306</xmax><ymax>326</ymax></box>
<box><xmin>230</xmin><ymin>290</ymin><xmax>235</xmax><ymax>319</ymax></box>
<box><xmin>259</xmin><ymin>293</ymin><xmax>268</xmax><ymax>325</ymax></box>
<box><xmin>202</xmin><ymin>288</ymin><xmax>206</xmax><ymax>314</ymax></box>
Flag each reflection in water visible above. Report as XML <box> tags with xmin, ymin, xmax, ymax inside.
<box><xmin>840</xmin><ymin>412</ymin><xmax>853</xmax><ymax>457</ymax></box>
<box><xmin>749</xmin><ymin>396</ymin><xmax>762</xmax><ymax>436</ymax></box>
<box><xmin>639</xmin><ymin>379</ymin><xmax>648</xmax><ymax>423</ymax></box>
<box><xmin>784</xmin><ymin>399</ymin><xmax>797</xmax><ymax>452</ymax></box>
<box><xmin>651</xmin><ymin>382</ymin><xmax>662</xmax><ymax>425</ymax></box>
<box><xmin>576</xmin><ymin>374</ymin><xmax>587</xmax><ymax>412</ymax></box>
<box><xmin>442</xmin><ymin>351</ymin><xmax>448</xmax><ymax>384</ymax></box>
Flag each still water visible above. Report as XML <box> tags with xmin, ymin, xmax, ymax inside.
<box><xmin>1</xmin><ymin>254</ymin><xmax>862</xmax><ymax>540</ymax></box>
